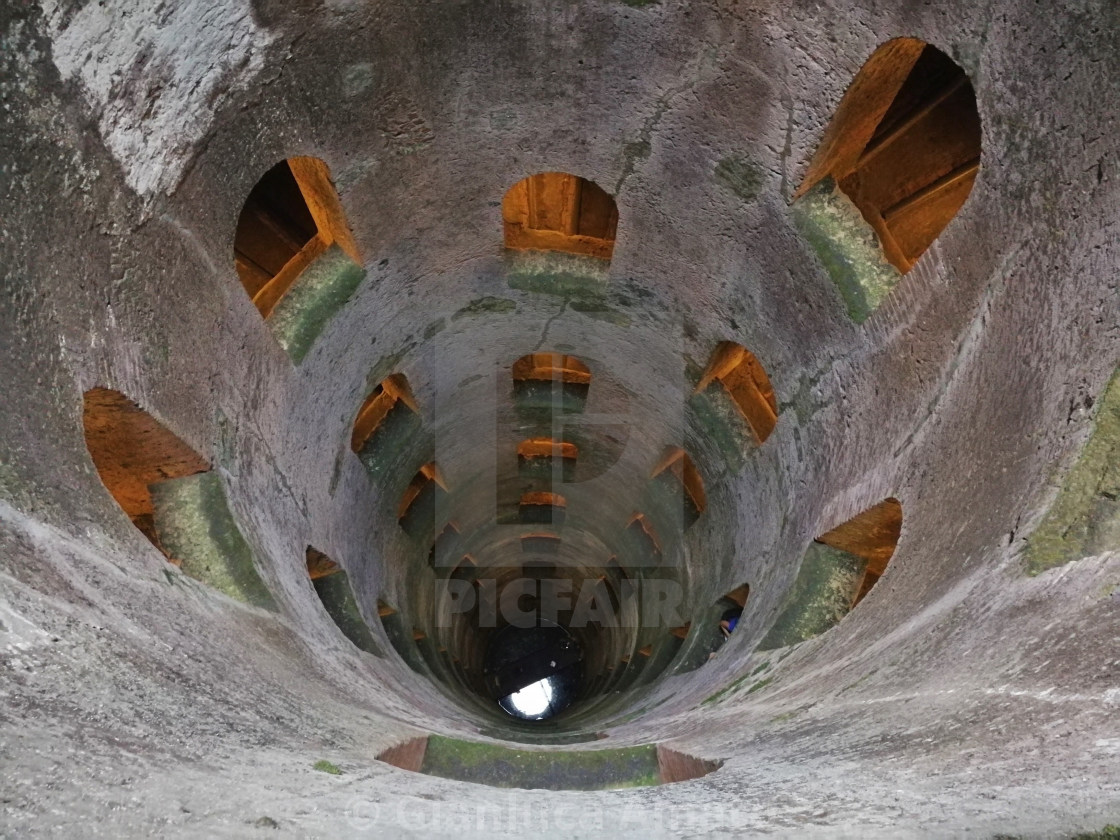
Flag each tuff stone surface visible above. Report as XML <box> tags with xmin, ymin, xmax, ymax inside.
<box><xmin>1</xmin><ymin>0</ymin><xmax>1119</xmax><ymax>836</ymax></box>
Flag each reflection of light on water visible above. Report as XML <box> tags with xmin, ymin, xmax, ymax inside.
<box><xmin>504</xmin><ymin>677</ymin><xmax>554</xmax><ymax>718</ymax></box>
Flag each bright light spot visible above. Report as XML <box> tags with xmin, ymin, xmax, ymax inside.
<box><xmin>504</xmin><ymin>677</ymin><xmax>554</xmax><ymax>718</ymax></box>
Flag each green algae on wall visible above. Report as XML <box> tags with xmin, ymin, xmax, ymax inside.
<box><xmin>450</xmin><ymin>296</ymin><xmax>517</xmax><ymax>321</ymax></box>
<box><xmin>269</xmin><ymin>244</ymin><xmax>365</xmax><ymax>363</ymax></box>
<box><xmin>313</xmin><ymin>571</ymin><xmax>383</xmax><ymax>656</ymax></box>
<box><xmin>151</xmin><ymin>472</ymin><xmax>277</xmax><ymax>610</ymax></box>
<box><xmin>1026</xmin><ymin>369</ymin><xmax>1120</xmax><ymax>575</ymax></box>
<box><xmin>687</xmin><ymin>385</ymin><xmax>757</xmax><ymax>473</ymax></box>
<box><xmin>792</xmin><ymin>179</ymin><xmax>900</xmax><ymax>324</ymax></box>
<box><xmin>757</xmin><ymin>541</ymin><xmax>866</xmax><ymax>650</ymax></box>
<box><xmin>419</xmin><ymin>735</ymin><xmax>660</xmax><ymax>790</ymax></box>
<box><xmin>715</xmin><ymin>156</ymin><xmax>762</xmax><ymax>202</ymax></box>
<box><xmin>355</xmin><ymin>399</ymin><xmax>428</xmax><ymax>483</ymax></box>
<box><xmin>505</xmin><ymin>251</ymin><xmax>609</xmax><ymax>298</ymax></box>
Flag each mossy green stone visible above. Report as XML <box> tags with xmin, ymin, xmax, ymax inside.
<box><xmin>151</xmin><ymin>472</ymin><xmax>277</xmax><ymax>610</ymax></box>
<box><xmin>792</xmin><ymin>179</ymin><xmax>901</xmax><ymax>323</ymax></box>
<box><xmin>450</xmin><ymin>296</ymin><xmax>517</xmax><ymax>321</ymax></box>
<box><xmin>270</xmin><ymin>245</ymin><xmax>366</xmax><ymax>363</ymax></box>
<box><xmin>715</xmin><ymin>156</ymin><xmax>762</xmax><ymax>201</ymax></box>
<box><xmin>419</xmin><ymin>735</ymin><xmax>661</xmax><ymax>790</ymax></box>
<box><xmin>313</xmin><ymin>571</ymin><xmax>383</xmax><ymax>656</ymax></box>
<box><xmin>758</xmin><ymin>541</ymin><xmax>866</xmax><ymax>650</ymax></box>
<box><xmin>1026</xmin><ymin>369</ymin><xmax>1120</xmax><ymax>574</ymax></box>
<box><xmin>505</xmin><ymin>251</ymin><xmax>609</xmax><ymax>299</ymax></box>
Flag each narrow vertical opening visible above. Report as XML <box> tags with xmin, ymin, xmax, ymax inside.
<box><xmin>234</xmin><ymin>157</ymin><xmax>361</xmax><ymax>319</ymax></box>
<box><xmin>696</xmin><ymin>342</ymin><xmax>778</xmax><ymax>444</ymax></box>
<box><xmin>651</xmin><ymin>447</ymin><xmax>707</xmax><ymax>529</ymax></box>
<box><xmin>518</xmin><ymin>438</ymin><xmax>578</xmax><ymax>483</ymax></box>
<box><xmin>815</xmin><ymin>497</ymin><xmax>903</xmax><ymax>608</ymax></box>
<box><xmin>512</xmin><ymin>353</ymin><xmax>592</xmax><ymax>413</ymax></box>
<box><xmin>352</xmin><ymin>373</ymin><xmax>418</xmax><ymax>454</ymax></box>
<box><xmin>307</xmin><ymin>547</ymin><xmax>381</xmax><ymax>656</ymax></box>
<box><xmin>398</xmin><ymin>462</ymin><xmax>448</xmax><ymax>536</ymax></box>
<box><xmin>429</xmin><ymin>522</ymin><xmax>461</xmax><ymax>569</ymax></box>
<box><xmin>760</xmin><ymin>498</ymin><xmax>903</xmax><ymax>650</ymax></box>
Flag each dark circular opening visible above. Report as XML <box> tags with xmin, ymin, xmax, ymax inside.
<box><xmin>483</xmin><ymin>621</ymin><xmax>584</xmax><ymax>721</ymax></box>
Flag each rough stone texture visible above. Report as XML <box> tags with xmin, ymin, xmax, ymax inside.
<box><xmin>1</xmin><ymin>0</ymin><xmax>1119</xmax><ymax>836</ymax></box>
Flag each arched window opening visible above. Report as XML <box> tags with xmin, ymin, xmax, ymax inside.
<box><xmin>450</xmin><ymin>555</ymin><xmax>477</xmax><ymax>581</ymax></box>
<box><xmin>512</xmin><ymin>353</ymin><xmax>591</xmax><ymax>384</ymax></box>
<box><xmin>797</xmin><ymin>39</ymin><xmax>981</xmax><ymax>275</ymax></box>
<box><xmin>651</xmin><ymin>448</ymin><xmax>707</xmax><ymax>529</ymax></box>
<box><xmin>398</xmin><ymin>462</ymin><xmax>448</xmax><ymax>537</ymax></box>
<box><xmin>760</xmin><ymin>498</ymin><xmax>902</xmax><ymax>650</ymax></box>
<box><xmin>815</xmin><ymin>497</ymin><xmax>903</xmax><ymax>607</ymax></box>
<box><xmin>306</xmin><ymin>547</ymin><xmax>381</xmax><ymax>656</ymax></box>
<box><xmin>429</xmin><ymin>522</ymin><xmax>461</xmax><ymax>569</ymax></box>
<box><xmin>234</xmin><ymin>157</ymin><xmax>363</xmax><ymax>362</ymax></box>
<box><xmin>352</xmin><ymin>373</ymin><xmax>418</xmax><ymax>454</ymax></box>
<box><xmin>83</xmin><ymin>388</ymin><xmax>210</xmax><ymax>556</ymax></box>
<box><xmin>517</xmin><ymin>438</ymin><xmax>579</xmax><ymax>460</ymax></box>
<box><xmin>502</xmin><ymin>173</ymin><xmax>618</xmax><ymax>260</ymax></box>
<box><xmin>378</xmin><ymin>599</ymin><xmax>426</xmax><ymax>673</ymax></box>
<box><xmin>306</xmin><ymin>546</ymin><xmax>340</xmax><ymax>579</ymax></box>
<box><xmin>710</xmin><ymin>585</ymin><xmax>749</xmax><ymax>654</ymax></box>
<box><xmin>696</xmin><ymin>342</ymin><xmax>778</xmax><ymax>445</ymax></box>
<box><xmin>235</xmin><ymin>157</ymin><xmax>360</xmax><ymax>317</ymax></box>
<box><xmin>83</xmin><ymin>388</ymin><xmax>274</xmax><ymax>608</ymax></box>
<box><xmin>719</xmin><ymin>584</ymin><xmax>749</xmax><ymax>637</ymax></box>
<box><xmin>674</xmin><ymin>584</ymin><xmax>749</xmax><ymax>673</ymax></box>
<box><xmin>626</xmin><ymin>513</ymin><xmax>663</xmax><ymax>565</ymax></box>
<box><xmin>512</xmin><ymin>352</ymin><xmax>592</xmax><ymax>413</ymax></box>
<box><xmin>519</xmin><ymin>492</ymin><xmax>567</xmax><ymax>526</ymax></box>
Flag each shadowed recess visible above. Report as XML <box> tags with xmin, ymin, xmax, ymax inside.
<box><xmin>377</xmin><ymin>735</ymin><xmax>720</xmax><ymax>790</ymax></box>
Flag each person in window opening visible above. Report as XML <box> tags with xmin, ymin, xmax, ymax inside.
<box><xmin>719</xmin><ymin>606</ymin><xmax>743</xmax><ymax>639</ymax></box>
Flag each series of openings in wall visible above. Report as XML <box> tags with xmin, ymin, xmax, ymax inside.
<box><xmin>798</xmin><ymin>39</ymin><xmax>981</xmax><ymax>272</ymax></box>
<box><xmin>352</xmin><ymin>373</ymin><xmax>418</xmax><ymax>454</ymax></box>
<box><xmin>503</xmin><ymin>173</ymin><xmax>618</xmax><ymax>261</ymax></box>
<box><xmin>82</xmin><ymin>388</ymin><xmax>210</xmax><ymax>556</ymax></box>
<box><xmin>234</xmin><ymin>157</ymin><xmax>360</xmax><ymax>318</ymax></box>
<box><xmin>696</xmin><ymin>342</ymin><xmax>778</xmax><ymax>444</ymax></box>
<box><xmin>760</xmin><ymin>498</ymin><xmax>902</xmax><ymax>650</ymax></box>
